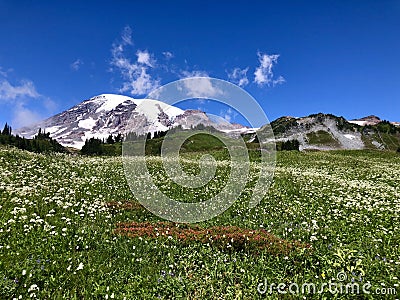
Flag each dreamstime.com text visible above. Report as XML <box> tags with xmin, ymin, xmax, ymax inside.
<box><xmin>257</xmin><ymin>272</ymin><xmax>397</xmax><ymax>296</ymax></box>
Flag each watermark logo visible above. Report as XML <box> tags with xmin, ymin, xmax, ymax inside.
<box><xmin>122</xmin><ymin>77</ymin><xmax>276</xmax><ymax>223</ymax></box>
<box><xmin>257</xmin><ymin>272</ymin><xmax>397</xmax><ymax>295</ymax></box>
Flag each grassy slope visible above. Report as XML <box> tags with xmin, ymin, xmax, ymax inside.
<box><xmin>144</xmin><ymin>133</ymin><xmax>226</xmax><ymax>155</ymax></box>
<box><xmin>269</xmin><ymin>114</ymin><xmax>400</xmax><ymax>151</ymax></box>
<box><xmin>306</xmin><ymin>130</ymin><xmax>340</xmax><ymax>147</ymax></box>
<box><xmin>0</xmin><ymin>147</ymin><xmax>399</xmax><ymax>298</ymax></box>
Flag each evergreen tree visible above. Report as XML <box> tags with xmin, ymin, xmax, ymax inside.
<box><xmin>106</xmin><ymin>134</ymin><xmax>115</xmax><ymax>144</ymax></box>
<box><xmin>0</xmin><ymin>124</ymin><xmax>65</xmax><ymax>153</ymax></box>
<box><xmin>278</xmin><ymin>139</ymin><xmax>300</xmax><ymax>151</ymax></box>
<box><xmin>114</xmin><ymin>133</ymin><xmax>123</xmax><ymax>143</ymax></box>
<box><xmin>253</xmin><ymin>134</ymin><xmax>259</xmax><ymax>144</ymax></box>
<box><xmin>81</xmin><ymin>138</ymin><xmax>104</xmax><ymax>155</ymax></box>
<box><xmin>2</xmin><ymin>123</ymin><xmax>11</xmax><ymax>135</ymax></box>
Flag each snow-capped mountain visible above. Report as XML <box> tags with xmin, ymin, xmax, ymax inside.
<box><xmin>15</xmin><ymin>94</ymin><xmax>243</xmax><ymax>149</ymax></box>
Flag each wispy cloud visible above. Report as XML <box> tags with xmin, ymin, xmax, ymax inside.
<box><xmin>0</xmin><ymin>79</ymin><xmax>40</xmax><ymax>101</ymax></box>
<box><xmin>0</xmin><ymin>71</ymin><xmax>57</xmax><ymax>128</ymax></box>
<box><xmin>254</xmin><ymin>52</ymin><xmax>285</xmax><ymax>86</ymax></box>
<box><xmin>0</xmin><ymin>67</ymin><xmax>11</xmax><ymax>78</ymax></box>
<box><xmin>12</xmin><ymin>102</ymin><xmax>42</xmax><ymax>128</ymax></box>
<box><xmin>110</xmin><ymin>26</ymin><xmax>160</xmax><ymax>96</ymax></box>
<box><xmin>180</xmin><ymin>77</ymin><xmax>224</xmax><ymax>98</ymax></box>
<box><xmin>227</xmin><ymin>67</ymin><xmax>249</xmax><ymax>87</ymax></box>
<box><xmin>180</xmin><ymin>70</ymin><xmax>209</xmax><ymax>78</ymax></box>
<box><xmin>136</xmin><ymin>50</ymin><xmax>155</xmax><ymax>67</ymax></box>
<box><xmin>110</xmin><ymin>27</ymin><xmax>285</xmax><ymax>97</ymax></box>
<box><xmin>121</xmin><ymin>26</ymin><xmax>133</xmax><ymax>46</ymax></box>
<box><xmin>120</xmin><ymin>68</ymin><xmax>159</xmax><ymax>96</ymax></box>
<box><xmin>272</xmin><ymin>75</ymin><xmax>285</xmax><ymax>85</ymax></box>
<box><xmin>162</xmin><ymin>51</ymin><xmax>174</xmax><ymax>60</ymax></box>
<box><xmin>70</xmin><ymin>59</ymin><xmax>83</xmax><ymax>71</ymax></box>
<box><xmin>220</xmin><ymin>107</ymin><xmax>238</xmax><ymax>122</ymax></box>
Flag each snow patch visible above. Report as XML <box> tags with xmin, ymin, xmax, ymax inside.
<box><xmin>221</xmin><ymin>127</ymin><xmax>259</xmax><ymax>134</ymax></box>
<box><xmin>45</xmin><ymin>126</ymin><xmax>61</xmax><ymax>134</ymax></box>
<box><xmin>136</xmin><ymin>99</ymin><xmax>183</xmax><ymax>121</ymax></box>
<box><xmin>95</xmin><ymin>94</ymin><xmax>138</xmax><ymax>113</ymax></box>
<box><xmin>348</xmin><ymin>120</ymin><xmax>366</xmax><ymax>126</ymax></box>
<box><xmin>78</xmin><ymin>118</ymin><xmax>97</xmax><ymax>129</ymax></box>
<box><xmin>344</xmin><ymin>134</ymin><xmax>356</xmax><ymax>140</ymax></box>
<box><xmin>372</xmin><ymin>140</ymin><xmax>384</xmax><ymax>149</ymax></box>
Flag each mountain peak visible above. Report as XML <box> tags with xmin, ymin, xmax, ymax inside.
<box><xmin>14</xmin><ymin>94</ymin><xmax>243</xmax><ymax>149</ymax></box>
<box><xmin>355</xmin><ymin>115</ymin><xmax>381</xmax><ymax>122</ymax></box>
<box><xmin>15</xmin><ymin>94</ymin><xmax>185</xmax><ymax>149</ymax></box>
<box><xmin>349</xmin><ymin>115</ymin><xmax>382</xmax><ymax>126</ymax></box>
<box><xmin>269</xmin><ymin>113</ymin><xmax>400</xmax><ymax>151</ymax></box>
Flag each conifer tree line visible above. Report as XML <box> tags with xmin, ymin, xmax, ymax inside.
<box><xmin>80</xmin><ymin>130</ymin><xmax>169</xmax><ymax>155</ymax></box>
<box><xmin>80</xmin><ymin>133</ymin><xmax>123</xmax><ymax>155</ymax></box>
<box><xmin>0</xmin><ymin>123</ymin><xmax>66</xmax><ymax>153</ymax></box>
<box><xmin>276</xmin><ymin>139</ymin><xmax>300</xmax><ymax>151</ymax></box>
<box><xmin>81</xmin><ymin>125</ymin><xmax>216</xmax><ymax>156</ymax></box>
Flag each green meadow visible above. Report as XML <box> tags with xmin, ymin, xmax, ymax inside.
<box><xmin>0</xmin><ymin>147</ymin><xmax>399</xmax><ymax>299</ymax></box>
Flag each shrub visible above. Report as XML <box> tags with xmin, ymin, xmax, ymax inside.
<box><xmin>114</xmin><ymin>221</ymin><xmax>310</xmax><ymax>256</ymax></box>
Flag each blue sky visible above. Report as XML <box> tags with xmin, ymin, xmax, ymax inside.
<box><xmin>0</xmin><ymin>0</ymin><xmax>399</xmax><ymax>128</ymax></box>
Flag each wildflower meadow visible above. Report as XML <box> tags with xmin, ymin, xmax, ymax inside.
<box><xmin>0</xmin><ymin>146</ymin><xmax>399</xmax><ymax>298</ymax></box>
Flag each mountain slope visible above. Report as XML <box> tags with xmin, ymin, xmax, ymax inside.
<box><xmin>15</xmin><ymin>94</ymin><xmax>243</xmax><ymax>149</ymax></box>
<box><xmin>261</xmin><ymin>113</ymin><xmax>400</xmax><ymax>151</ymax></box>
<box><xmin>16</xmin><ymin>94</ymin><xmax>185</xmax><ymax>148</ymax></box>
<box><xmin>15</xmin><ymin>94</ymin><xmax>400</xmax><ymax>151</ymax></box>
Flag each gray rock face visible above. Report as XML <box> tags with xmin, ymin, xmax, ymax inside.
<box><xmin>261</xmin><ymin>113</ymin><xmax>400</xmax><ymax>151</ymax></box>
<box><xmin>262</xmin><ymin>114</ymin><xmax>365</xmax><ymax>150</ymax></box>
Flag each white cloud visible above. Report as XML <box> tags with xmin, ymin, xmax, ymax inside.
<box><xmin>120</xmin><ymin>67</ymin><xmax>160</xmax><ymax>95</ymax></box>
<box><xmin>0</xmin><ymin>79</ymin><xmax>40</xmax><ymax>101</ymax></box>
<box><xmin>178</xmin><ymin>70</ymin><xmax>227</xmax><ymax>98</ymax></box>
<box><xmin>162</xmin><ymin>51</ymin><xmax>174</xmax><ymax>60</ymax></box>
<box><xmin>12</xmin><ymin>102</ymin><xmax>42</xmax><ymax>128</ymax></box>
<box><xmin>180</xmin><ymin>70</ymin><xmax>209</xmax><ymax>78</ymax></box>
<box><xmin>70</xmin><ymin>59</ymin><xmax>83</xmax><ymax>71</ymax></box>
<box><xmin>121</xmin><ymin>26</ymin><xmax>133</xmax><ymax>46</ymax></box>
<box><xmin>0</xmin><ymin>71</ymin><xmax>57</xmax><ymax>128</ymax></box>
<box><xmin>227</xmin><ymin>67</ymin><xmax>249</xmax><ymax>87</ymax></box>
<box><xmin>222</xmin><ymin>108</ymin><xmax>232</xmax><ymax>122</ymax></box>
<box><xmin>0</xmin><ymin>67</ymin><xmax>10</xmax><ymax>77</ymax></box>
<box><xmin>110</xmin><ymin>26</ymin><xmax>160</xmax><ymax>96</ymax></box>
<box><xmin>181</xmin><ymin>77</ymin><xmax>224</xmax><ymax>98</ymax></box>
<box><xmin>136</xmin><ymin>50</ymin><xmax>154</xmax><ymax>67</ymax></box>
<box><xmin>109</xmin><ymin>27</ymin><xmax>286</xmax><ymax>97</ymax></box>
<box><xmin>220</xmin><ymin>107</ymin><xmax>238</xmax><ymax>123</ymax></box>
<box><xmin>273</xmin><ymin>75</ymin><xmax>285</xmax><ymax>86</ymax></box>
<box><xmin>254</xmin><ymin>52</ymin><xmax>285</xmax><ymax>86</ymax></box>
